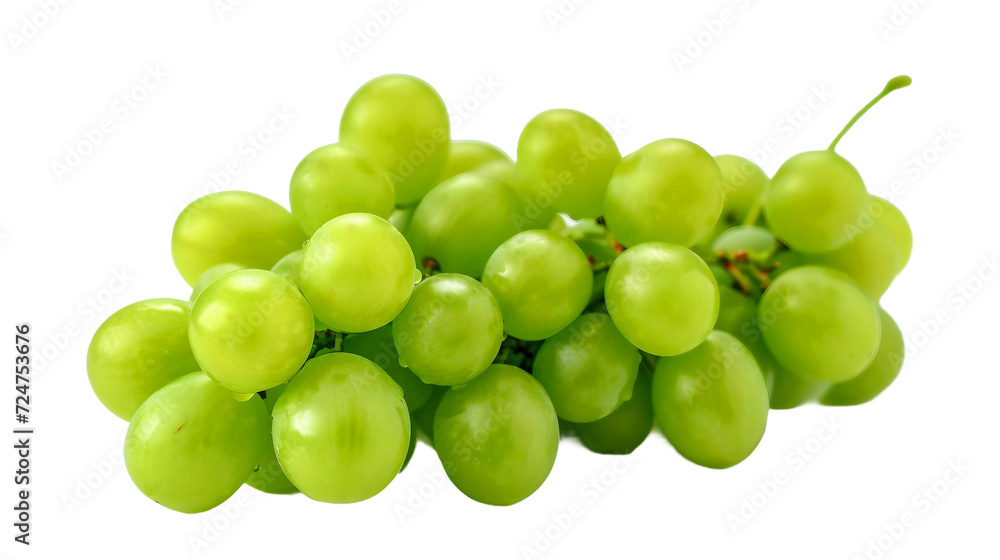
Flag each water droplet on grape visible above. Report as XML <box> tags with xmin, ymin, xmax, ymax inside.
<box><xmin>398</xmin><ymin>356</ymin><xmax>408</xmax><ymax>368</ymax></box>
<box><xmin>413</xmin><ymin>269</ymin><xmax>422</xmax><ymax>284</ymax></box>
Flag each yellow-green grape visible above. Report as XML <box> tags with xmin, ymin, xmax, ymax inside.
<box><xmin>871</xmin><ymin>196</ymin><xmax>913</xmax><ymax>272</ymax></box>
<box><xmin>124</xmin><ymin>372</ymin><xmax>270</xmax><ymax>513</ymax></box>
<box><xmin>407</xmin><ymin>172</ymin><xmax>524</xmax><ymax>277</ymax></box>
<box><xmin>189</xmin><ymin>263</ymin><xmax>243</xmax><ymax>304</ymax></box>
<box><xmin>389</xmin><ymin>207</ymin><xmax>414</xmax><ymax>234</ymax></box>
<box><xmin>300</xmin><ymin>213</ymin><xmax>416</xmax><ymax>333</ymax></box>
<box><xmin>714</xmin><ymin>154</ymin><xmax>769</xmax><ymax>229</ymax></box>
<box><xmin>516</xmin><ymin>108</ymin><xmax>621</xmax><ymax>219</ymax></box>
<box><xmin>801</xmin><ymin>213</ymin><xmax>900</xmax><ymax>300</ymax></box>
<box><xmin>822</xmin><ymin>308</ymin><xmax>905</xmax><ymax>406</ymax></box>
<box><xmin>189</xmin><ymin>270</ymin><xmax>314</xmax><ymax>394</ymax></box>
<box><xmin>391</xmin><ymin>274</ymin><xmax>503</xmax><ymax>386</ymax></box>
<box><xmin>437</xmin><ymin>140</ymin><xmax>511</xmax><ymax>184</ymax></box>
<box><xmin>171</xmin><ymin>190</ymin><xmax>306</xmax><ymax>286</ymax></box>
<box><xmin>481</xmin><ymin>230</ymin><xmax>593</xmax><ymax>341</ymax></box>
<box><xmin>765</xmin><ymin>76</ymin><xmax>911</xmax><ymax>253</ymax></box>
<box><xmin>343</xmin><ymin>325</ymin><xmax>433</xmax><ymax>411</ymax></box>
<box><xmin>270</xmin><ymin>250</ymin><xmax>328</xmax><ymax>331</ymax></box>
<box><xmin>246</xmin><ymin>384</ymin><xmax>298</xmax><ymax>494</ymax></box>
<box><xmin>532</xmin><ymin>313</ymin><xmax>641</xmax><ymax>423</ymax></box>
<box><xmin>477</xmin><ymin>159</ymin><xmax>557</xmax><ymax>230</ymax></box>
<box><xmin>289</xmin><ymin>143</ymin><xmax>395</xmax><ymax>236</ymax></box>
<box><xmin>605</xmin><ymin>242</ymin><xmax>719</xmax><ymax>357</ymax></box>
<box><xmin>759</xmin><ymin>266</ymin><xmax>881</xmax><ymax>382</ymax></box>
<box><xmin>87</xmin><ymin>298</ymin><xmax>200</xmax><ymax>421</ymax></box>
<box><xmin>434</xmin><ymin>364</ymin><xmax>559</xmax><ymax>505</ymax></box>
<box><xmin>652</xmin><ymin>331</ymin><xmax>769</xmax><ymax>469</ymax></box>
<box><xmin>272</xmin><ymin>353</ymin><xmax>410</xmax><ymax>503</ymax></box>
<box><xmin>604</xmin><ymin>139</ymin><xmax>723</xmax><ymax>248</ymax></box>
<box><xmin>712</xmin><ymin>225</ymin><xmax>778</xmax><ymax>261</ymax></box>
<box><xmin>340</xmin><ymin>74</ymin><xmax>451</xmax><ymax>206</ymax></box>
<box><xmin>412</xmin><ymin>386</ymin><xmax>448</xmax><ymax>446</ymax></box>
<box><xmin>575</xmin><ymin>368</ymin><xmax>654</xmax><ymax>455</ymax></box>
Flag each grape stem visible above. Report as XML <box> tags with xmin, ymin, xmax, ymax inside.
<box><xmin>827</xmin><ymin>75</ymin><xmax>912</xmax><ymax>152</ymax></box>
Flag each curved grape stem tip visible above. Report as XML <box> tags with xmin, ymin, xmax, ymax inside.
<box><xmin>828</xmin><ymin>75</ymin><xmax>912</xmax><ymax>152</ymax></box>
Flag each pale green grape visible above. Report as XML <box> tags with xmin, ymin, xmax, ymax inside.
<box><xmin>652</xmin><ymin>331</ymin><xmax>768</xmax><ymax>469</ymax></box>
<box><xmin>246</xmin><ymin>384</ymin><xmax>298</xmax><ymax>494</ymax></box>
<box><xmin>270</xmin><ymin>250</ymin><xmax>328</xmax><ymax>332</ymax></box>
<box><xmin>604</xmin><ymin>139</ymin><xmax>723</xmax><ymax>248</ymax></box>
<box><xmin>821</xmin><ymin>308</ymin><xmax>904</xmax><ymax>406</ymax></box>
<box><xmin>605</xmin><ymin>242</ymin><xmax>719</xmax><ymax>356</ymax></box>
<box><xmin>189</xmin><ymin>270</ymin><xmax>314</xmax><ymax>394</ymax></box>
<box><xmin>434</xmin><ymin>364</ymin><xmax>559</xmax><ymax>505</ymax></box>
<box><xmin>413</xmin><ymin>386</ymin><xmax>448</xmax><ymax>446</ymax></box>
<box><xmin>172</xmin><ymin>190</ymin><xmax>306</xmax><ymax>286</ymax></box>
<box><xmin>407</xmin><ymin>172</ymin><xmax>523</xmax><ymax>277</ymax></box>
<box><xmin>272</xmin><ymin>353</ymin><xmax>410</xmax><ymax>503</ymax></box>
<box><xmin>124</xmin><ymin>372</ymin><xmax>270</xmax><ymax>513</ymax></box>
<box><xmin>516</xmin><ymin>109</ymin><xmax>621</xmax><ymax>219</ymax></box>
<box><xmin>389</xmin><ymin>207</ymin><xmax>414</xmax><ymax>234</ymax></box>
<box><xmin>437</xmin><ymin>140</ymin><xmax>511</xmax><ymax>183</ymax></box>
<box><xmin>300</xmin><ymin>213</ymin><xmax>416</xmax><ymax>333</ymax></box>
<box><xmin>712</xmin><ymin>225</ymin><xmax>778</xmax><ymax>261</ymax></box>
<box><xmin>871</xmin><ymin>196</ymin><xmax>912</xmax><ymax>272</ymax></box>
<box><xmin>476</xmin><ymin>159</ymin><xmax>556</xmax><ymax>230</ymax></box>
<box><xmin>532</xmin><ymin>313</ymin><xmax>641</xmax><ymax>423</ymax></box>
<box><xmin>574</xmin><ymin>369</ymin><xmax>654</xmax><ymax>455</ymax></box>
<box><xmin>801</xmin><ymin>214</ymin><xmax>900</xmax><ymax>300</ymax></box>
<box><xmin>481</xmin><ymin>230</ymin><xmax>592</xmax><ymax>340</ymax></box>
<box><xmin>758</xmin><ymin>266</ymin><xmax>880</xmax><ymax>382</ymax></box>
<box><xmin>392</xmin><ymin>274</ymin><xmax>503</xmax><ymax>386</ymax></box>
<box><xmin>189</xmin><ymin>263</ymin><xmax>243</xmax><ymax>303</ymax></box>
<box><xmin>289</xmin><ymin>143</ymin><xmax>395</xmax><ymax>235</ymax></box>
<box><xmin>343</xmin><ymin>324</ymin><xmax>433</xmax><ymax>410</ymax></box>
<box><xmin>714</xmin><ymin>154</ymin><xmax>769</xmax><ymax>228</ymax></box>
<box><xmin>87</xmin><ymin>298</ymin><xmax>200</xmax><ymax>421</ymax></box>
<box><xmin>340</xmin><ymin>74</ymin><xmax>451</xmax><ymax>206</ymax></box>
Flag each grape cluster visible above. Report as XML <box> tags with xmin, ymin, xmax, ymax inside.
<box><xmin>87</xmin><ymin>74</ymin><xmax>913</xmax><ymax>513</ymax></box>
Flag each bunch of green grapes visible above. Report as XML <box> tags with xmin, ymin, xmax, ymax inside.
<box><xmin>87</xmin><ymin>74</ymin><xmax>914</xmax><ymax>513</ymax></box>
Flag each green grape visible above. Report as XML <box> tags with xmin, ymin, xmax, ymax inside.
<box><xmin>124</xmin><ymin>372</ymin><xmax>270</xmax><ymax>513</ymax></box>
<box><xmin>765</xmin><ymin>77</ymin><xmax>911</xmax><ymax>253</ymax></box>
<box><xmin>189</xmin><ymin>263</ymin><xmax>243</xmax><ymax>303</ymax></box>
<box><xmin>189</xmin><ymin>270</ymin><xmax>314</xmax><ymax>394</ymax></box>
<box><xmin>481</xmin><ymin>230</ymin><xmax>593</xmax><ymax>340</ymax></box>
<box><xmin>821</xmin><ymin>308</ymin><xmax>904</xmax><ymax>406</ymax></box>
<box><xmin>412</xmin><ymin>386</ymin><xmax>448</xmax><ymax>446</ymax></box>
<box><xmin>516</xmin><ymin>108</ymin><xmax>621</xmax><ymax>219</ymax></box>
<box><xmin>434</xmin><ymin>364</ymin><xmax>559</xmax><ymax>505</ymax></box>
<box><xmin>532</xmin><ymin>313</ymin><xmax>641</xmax><ymax>423</ymax></box>
<box><xmin>289</xmin><ymin>143</ymin><xmax>395</xmax><ymax>236</ymax></box>
<box><xmin>604</xmin><ymin>139</ymin><xmax>723</xmax><ymax>248</ymax></box>
<box><xmin>476</xmin><ymin>159</ymin><xmax>556</xmax><ymax>230</ymax></box>
<box><xmin>343</xmin><ymin>324</ymin><xmax>433</xmax><ymax>410</ymax></box>
<box><xmin>712</xmin><ymin>225</ymin><xmax>778</xmax><ymax>261</ymax></box>
<box><xmin>714</xmin><ymin>155</ymin><xmax>769</xmax><ymax>228</ymax></box>
<box><xmin>392</xmin><ymin>274</ymin><xmax>503</xmax><ymax>386</ymax></box>
<box><xmin>652</xmin><ymin>331</ymin><xmax>768</xmax><ymax>469</ymax></box>
<box><xmin>246</xmin><ymin>384</ymin><xmax>298</xmax><ymax>494</ymax></box>
<box><xmin>871</xmin><ymin>196</ymin><xmax>913</xmax><ymax>272</ymax></box>
<box><xmin>272</xmin><ymin>353</ymin><xmax>409</xmax><ymax>503</ymax></box>
<box><xmin>437</xmin><ymin>140</ymin><xmax>511</xmax><ymax>183</ymax></box>
<box><xmin>713</xmin><ymin>285</ymin><xmax>827</xmax><ymax>409</ymax></box>
<box><xmin>575</xmin><ymin>368</ymin><xmax>654</xmax><ymax>455</ymax></box>
<box><xmin>401</xmin><ymin>414</ymin><xmax>418</xmax><ymax>472</ymax></box>
<box><xmin>389</xmin><ymin>207</ymin><xmax>414</xmax><ymax>234</ymax></box>
<box><xmin>759</xmin><ymin>266</ymin><xmax>881</xmax><ymax>382</ymax></box>
<box><xmin>87</xmin><ymin>298</ymin><xmax>200</xmax><ymax>421</ymax></box>
<box><xmin>300</xmin><ymin>213</ymin><xmax>416</xmax><ymax>333</ymax></box>
<box><xmin>407</xmin><ymin>172</ymin><xmax>524</xmax><ymax>277</ymax></box>
<box><xmin>801</xmin><ymin>212</ymin><xmax>900</xmax><ymax>300</ymax></box>
<box><xmin>340</xmin><ymin>74</ymin><xmax>451</xmax><ymax>206</ymax></box>
<box><xmin>172</xmin><ymin>190</ymin><xmax>306</xmax><ymax>286</ymax></box>
<box><xmin>270</xmin><ymin>250</ymin><xmax>328</xmax><ymax>332</ymax></box>
<box><xmin>605</xmin><ymin>242</ymin><xmax>719</xmax><ymax>356</ymax></box>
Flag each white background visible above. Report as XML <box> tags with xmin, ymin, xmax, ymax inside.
<box><xmin>2</xmin><ymin>0</ymin><xmax>998</xmax><ymax>558</ymax></box>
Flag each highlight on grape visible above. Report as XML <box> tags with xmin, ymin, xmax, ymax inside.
<box><xmin>86</xmin><ymin>73</ymin><xmax>915</xmax><ymax>513</ymax></box>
